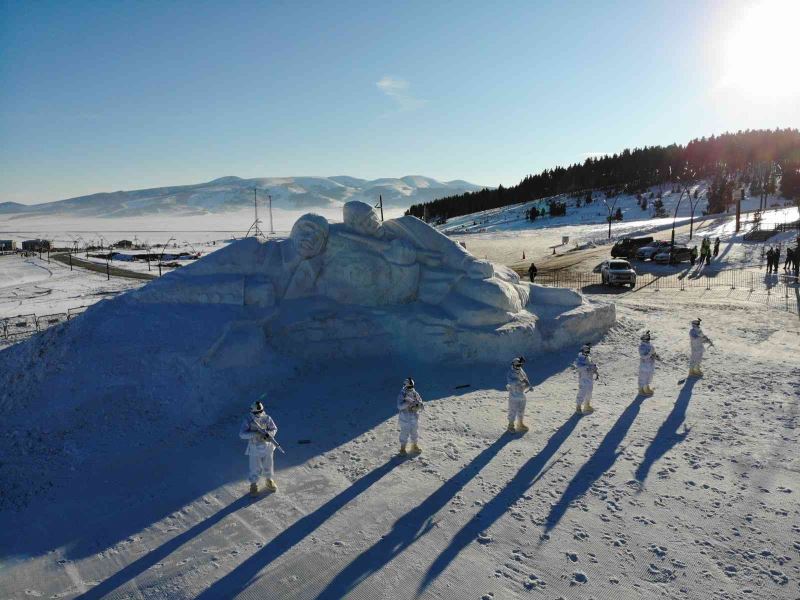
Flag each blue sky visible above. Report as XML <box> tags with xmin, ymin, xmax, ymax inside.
<box><xmin>1</xmin><ymin>0</ymin><xmax>798</xmax><ymax>204</ymax></box>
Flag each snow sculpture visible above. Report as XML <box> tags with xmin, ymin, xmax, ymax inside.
<box><xmin>130</xmin><ymin>202</ymin><xmax>615</xmax><ymax>362</ymax></box>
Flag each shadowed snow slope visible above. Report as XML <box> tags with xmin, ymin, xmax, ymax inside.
<box><xmin>0</xmin><ymin>271</ymin><xmax>796</xmax><ymax>599</ymax></box>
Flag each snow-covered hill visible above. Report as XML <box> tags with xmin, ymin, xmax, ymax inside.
<box><xmin>439</xmin><ymin>182</ymin><xmax>796</xmax><ymax>235</ymax></box>
<box><xmin>0</xmin><ymin>176</ymin><xmax>483</xmax><ymax>218</ymax></box>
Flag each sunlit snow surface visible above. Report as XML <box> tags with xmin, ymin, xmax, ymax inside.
<box><xmin>0</xmin><ymin>193</ymin><xmax>797</xmax><ymax>600</ymax></box>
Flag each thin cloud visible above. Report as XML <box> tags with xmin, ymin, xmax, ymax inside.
<box><xmin>376</xmin><ymin>76</ymin><xmax>426</xmax><ymax>112</ymax></box>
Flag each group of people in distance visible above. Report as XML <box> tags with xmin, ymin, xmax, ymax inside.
<box><xmin>767</xmin><ymin>243</ymin><xmax>800</xmax><ymax>275</ymax></box>
<box><xmin>238</xmin><ymin>319</ymin><xmax>714</xmax><ymax>496</ymax></box>
<box><xmin>690</xmin><ymin>236</ymin><xmax>720</xmax><ymax>266</ymax></box>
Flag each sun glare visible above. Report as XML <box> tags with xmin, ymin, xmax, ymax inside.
<box><xmin>720</xmin><ymin>0</ymin><xmax>800</xmax><ymax>99</ymax></box>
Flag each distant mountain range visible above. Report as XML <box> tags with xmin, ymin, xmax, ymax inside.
<box><xmin>0</xmin><ymin>176</ymin><xmax>484</xmax><ymax>218</ymax></box>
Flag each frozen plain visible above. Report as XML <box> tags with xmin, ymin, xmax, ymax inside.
<box><xmin>0</xmin><ymin>202</ymin><xmax>798</xmax><ymax>599</ymax></box>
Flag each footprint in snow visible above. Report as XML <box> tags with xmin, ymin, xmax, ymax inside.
<box><xmin>569</xmin><ymin>571</ymin><xmax>588</xmax><ymax>585</ymax></box>
<box><xmin>524</xmin><ymin>573</ymin><xmax>547</xmax><ymax>589</ymax></box>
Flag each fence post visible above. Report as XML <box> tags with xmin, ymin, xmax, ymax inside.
<box><xmin>750</xmin><ymin>273</ymin><xmax>754</xmax><ymax>292</ymax></box>
<box><xmin>731</xmin><ymin>270</ymin><xmax>736</xmax><ymax>290</ymax></box>
<box><xmin>706</xmin><ymin>275</ymin><xmax>711</xmax><ymax>291</ymax></box>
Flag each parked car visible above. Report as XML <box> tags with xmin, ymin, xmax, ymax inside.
<box><xmin>636</xmin><ymin>240</ymin><xmax>672</xmax><ymax>260</ymax></box>
<box><xmin>611</xmin><ymin>236</ymin><xmax>654</xmax><ymax>258</ymax></box>
<box><xmin>653</xmin><ymin>246</ymin><xmax>692</xmax><ymax>264</ymax></box>
<box><xmin>594</xmin><ymin>259</ymin><xmax>637</xmax><ymax>288</ymax></box>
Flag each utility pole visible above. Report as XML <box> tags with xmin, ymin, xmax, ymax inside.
<box><xmin>268</xmin><ymin>194</ymin><xmax>274</xmax><ymax>234</ymax></box>
<box><xmin>375</xmin><ymin>194</ymin><xmax>384</xmax><ymax>222</ymax></box>
<box><xmin>245</xmin><ymin>188</ymin><xmax>265</xmax><ymax>238</ymax></box>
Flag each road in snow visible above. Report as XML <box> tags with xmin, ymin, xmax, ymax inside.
<box><xmin>0</xmin><ymin>254</ymin><xmax>142</xmax><ymax>320</ymax></box>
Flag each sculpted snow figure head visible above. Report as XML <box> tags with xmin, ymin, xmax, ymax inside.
<box><xmin>290</xmin><ymin>213</ymin><xmax>329</xmax><ymax>258</ymax></box>
<box><xmin>343</xmin><ymin>201</ymin><xmax>383</xmax><ymax>238</ymax></box>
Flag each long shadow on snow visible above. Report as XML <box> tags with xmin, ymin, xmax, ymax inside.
<box><xmin>313</xmin><ymin>435</ymin><xmax>515</xmax><ymax>600</ymax></box>
<box><xmin>542</xmin><ymin>394</ymin><xmax>645</xmax><ymax>534</ymax></box>
<box><xmin>634</xmin><ymin>378</ymin><xmax>696</xmax><ymax>484</ymax></box>
<box><xmin>0</xmin><ymin>337</ymin><xmax>476</xmax><ymax>563</ymax></box>
<box><xmin>418</xmin><ymin>412</ymin><xmax>581</xmax><ymax>595</ymax></box>
<box><xmin>79</xmin><ymin>457</ymin><xmax>401</xmax><ymax>600</ymax></box>
<box><xmin>73</xmin><ymin>494</ymin><xmax>254</xmax><ymax>600</ymax></box>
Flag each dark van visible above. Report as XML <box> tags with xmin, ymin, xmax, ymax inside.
<box><xmin>611</xmin><ymin>236</ymin><xmax>654</xmax><ymax>258</ymax></box>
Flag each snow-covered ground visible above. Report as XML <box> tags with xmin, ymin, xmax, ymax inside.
<box><xmin>452</xmin><ymin>207</ymin><xmax>799</xmax><ymax>276</ymax></box>
<box><xmin>0</xmin><ymin>269</ymin><xmax>798</xmax><ymax>599</ymax></box>
<box><xmin>0</xmin><ymin>254</ymin><xmax>142</xmax><ymax>320</ymax></box>
<box><xmin>439</xmin><ymin>183</ymin><xmax>794</xmax><ymax>237</ymax></box>
<box><xmin>0</xmin><ymin>194</ymin><xmax>798</xmax><ymax>600</ymax></box>
<box><xmin>0</xmin><ymin>206</ymin><xmax>408</xmax><ymax>248</ymax></box>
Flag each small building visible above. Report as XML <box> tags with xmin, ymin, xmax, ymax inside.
<box><xmin>0</xmin><ymin>240</ymin><xmax>16</xmax><ymax>252</ymax></box>
<box><xmin>114</xmin><ymin>239</ymin><xmax>134</xmax><ymax>249</ymax></box>
<box><xmin>21</xmin><ymin>239</ymin><xmax>50</xmax><ymax>252</ymax></box>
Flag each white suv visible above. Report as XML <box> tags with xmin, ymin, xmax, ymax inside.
<box><xmin>595</xmin><ymin>259</ymin><xmax>637</xmax><ymax>288</ymax></box>
<box><xmin>636</xmin><ymin>240</ymin><xmax>672</xmax><ymax>260</ymax></box>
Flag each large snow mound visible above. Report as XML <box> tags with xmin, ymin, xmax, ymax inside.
<box><xmin>0</xmin><ymin>203</ymin><xmax>613</xmax><ymax>510</ymax></box>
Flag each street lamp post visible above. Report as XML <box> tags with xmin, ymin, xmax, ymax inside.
<box><xmin>669</xmin><ymin>192</ymin><xmax>687</xmax><ymax>263</ymax></box>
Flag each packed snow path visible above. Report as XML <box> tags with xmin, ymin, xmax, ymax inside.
<box><xmin>1</xmin><ymin>292</ymin><xmax>798</xmax><ymax>599</ymax></box>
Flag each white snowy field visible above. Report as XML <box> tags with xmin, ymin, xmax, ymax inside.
<box><xmin>0</xmin><ymin>288</ymin><xmax>798</xmax><ymax>599</ymax></box>
<box><xmin>0</xmin><ymin>206</ymin><xmax>408</xmax><ymax>248</ymax></box>
<box><xmin>0</xmin><ymin>254</ymin><xmax>142</xmax><ymax>320</ymax></box>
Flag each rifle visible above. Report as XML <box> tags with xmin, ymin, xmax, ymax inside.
<box><xmin>250</xmin><ymin>418</ymin><xmax>285</xmax><ymax>454</ymax></box>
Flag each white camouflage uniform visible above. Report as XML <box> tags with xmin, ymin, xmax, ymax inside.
<box><xmin>397</xmin><ymin>387</ymin><xmax>423</xmax><ymax>445</ymax></box>
<box><xmin>689</xmin><ymin>324</ymin><xmax>712</xmax><ymax>371</ymax></box>
<box><xmin>575</xmin><ymin>352</ymin><xmax>598</xmax><ymax>409</ymax></box>
<box><xmin>239</xmin><ymin>412</ymin><xmax>278</xmax><ymax>483</ymax></box>
<box><xmin>506</xmin><ymin>365</ymin><xmax>530</xmax><ymax>422</ymax></box>
<box><xmin>638</xmin><ymin>340</ymin><xmax>657</xmax><ymax>389</ymax></box>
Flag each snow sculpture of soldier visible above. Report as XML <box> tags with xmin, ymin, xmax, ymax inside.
<box><xmin>506</xmin><ymin>356</ymin><xmax>531</xmax><ymax>433</ymax></box>
<box><xmin>239</xmin><ymin>399</ymin><xmax>278</xmax><ymax>496</ymax></box>
<box><xmin>575</xmin><ymin>344</ymin><xmax>599</xmax><ymax>414</ymax></box>
<box><xmin>689</xmin><ymin>318</ymin><xmax>713</xmax><ymax>377</ymax></box>
<box><xmin>638</xmin><ymin>330</ymin><xmax>659</xmax><ymax>396</ymax></box>
<box><xmin>397</xmin><ymin>377</ymin><xmax>423</xmax><ymax>456</ymax></box>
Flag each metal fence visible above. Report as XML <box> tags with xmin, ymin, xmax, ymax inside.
<box><xmin>0</xmin><ymin>306</ymin><xmax>88</xmax><ymax>344</ymax></box>
<box><xmin>535</xmin><ymin>268</ymin><xmax>800</xmax><ymax>315</ymax></box>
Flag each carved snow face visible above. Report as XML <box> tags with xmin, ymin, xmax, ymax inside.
<box><xmin>343</xmin><ymin>201</ymin><xmax>383</xmax><ymax>238</ymax></box>
<box><xmin>290</xmin><ymin>214</ymin><xmax>329</xmax><ymax>258</ymax></box>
